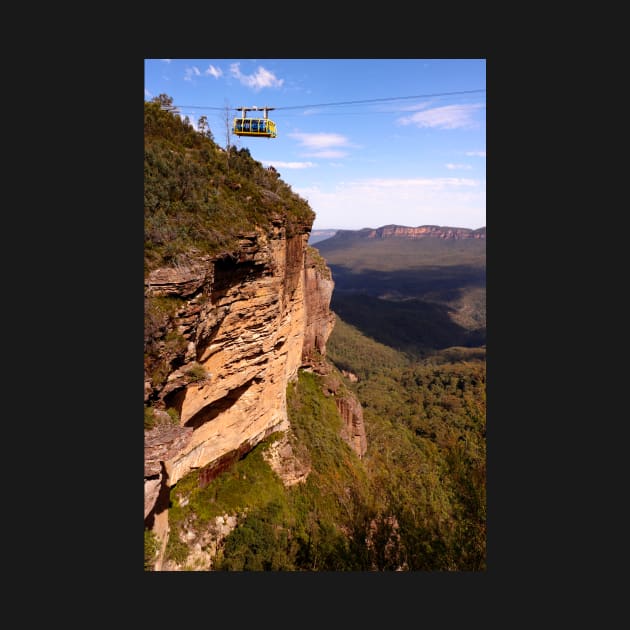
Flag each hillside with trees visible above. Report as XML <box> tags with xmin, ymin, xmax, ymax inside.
<box><xmin>144</xmin><ymin>96</ymin><xmax>486</xmax><ymax>570</ymax></box>
<box><xmin>160</xmin><ymin>331</ymin><xmax>486</xmax><ymax>571</ymax></box>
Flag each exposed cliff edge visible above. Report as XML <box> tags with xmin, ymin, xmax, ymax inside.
<box><xmin>144</xmin><ymin>219</ymin><xmax>365</xmax><ymax>561</ymax></box>
<box><xmin>330</xmin><ymin>224</ymin><xmax>486</xmax><ymax>242</ymax></box>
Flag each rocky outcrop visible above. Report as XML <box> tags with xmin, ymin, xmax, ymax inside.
<box><xmin>302</xmin><ymin>247</ymin><xmax>336</xmax><ymax>365</ymax></box>
<box><xmin>144</xmin><ymin>219</ymin><xmax>341</xmax><ymax>533</ymax></box>
<box><xmin>161</xmin><ymin>512</ymin><xmax>239</xmax><ymax>572</ymax></box>
<box><xmin>262</xmin><ymin>432</ymin><xmax>311</xmax><ymax>487</ymax></box>
<box><xmin>366</xmin><ymin>515</ymin><xmax>407</xmax><ymax>571</ymax></box>
<box><xmin>144</xmin><ymin>423</ymin><xmax>194</xmax><ymax>520</ymax></box>
<box><xmin>320</xmin><ymin>372</ymin><xmax>367</xmax><ymax>459</ymax></box>
<box><xmin>336</xmin><ymin>395</ymin><xmax>367</xmax><ymax>459</ymax></box>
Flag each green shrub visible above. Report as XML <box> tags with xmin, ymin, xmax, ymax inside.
<box><xmin>214</xmin><ymin>503</ymin><xmax>296</xmax><ymax>571</ymax></box>
<box><xmin>187</xmin><ymin>362</ymin><xmax>207</xmax><ymax>382</ymax></box>
<box><xmin>144</xmin><ymin>529</ymin><xmax>159</xmax><ymax>570</ymax></box>
<box><xmin>166</xmin><ymin>408</ymin><xmax>180</xmax><ymax>425</ymax></box>
<box><xmin>165</xmin><ymin>532</ymin><xmax>189</xmax><ymax>564</ymax></box>
<box><xmin>144</xmin><ymin>407</ymin><xmax>157</xmax><ymax>430</ymax></box>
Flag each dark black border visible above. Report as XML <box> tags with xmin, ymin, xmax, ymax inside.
<box><xmin>77</xmin><ymin>49</ymin><xmax>546</xmax><ymax>615</ymax></box>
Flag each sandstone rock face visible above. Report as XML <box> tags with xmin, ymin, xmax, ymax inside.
<box><xmin>144</xmin><ymin>222</ymin><xmax>338</xmax><ymax>527</ymax></box>
<box><xmin>145</xmin><ymin>254</ymin><xmax>214</xmax><ymax>297</ymax></box>
<box><xmin>302</xmin><ymin>248</ymin><xmax>336</xmax><ymax>365</ymax></box>
<box><xmin>144</xmin><ymin>424</ymin><xmax>194</xmax><ymax>519</ymax></box>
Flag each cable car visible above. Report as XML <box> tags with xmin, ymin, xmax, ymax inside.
<box><xmin>233</xmin><ymin>106</ymin><xmax>277</xmax><ymax>138</ymax></box>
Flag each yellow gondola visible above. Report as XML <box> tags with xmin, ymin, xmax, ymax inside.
<box><xmin>233</xmin><ymin>106</ymin><xmax>277</xmax><ymax>138</ymax></box>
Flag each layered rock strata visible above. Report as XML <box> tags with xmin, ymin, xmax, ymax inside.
<box><xmin>144</xmin><ymin>221</ymin><xmax>351</xmax><ymax>534</ymax></box>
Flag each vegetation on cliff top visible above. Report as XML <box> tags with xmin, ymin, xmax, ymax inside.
<box><xmin>306</xmin><ymin>245</ymin><xmax>332</xmax><ymax>280</ymax></box>
<box><xmin>144</xmin><ymin>95</ymin><xmax>315</xmax><ymax>275</ymax></box>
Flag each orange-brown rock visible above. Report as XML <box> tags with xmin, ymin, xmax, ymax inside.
<box><xmin>335</xmin><ymin>395</ymin><xmax>367</xmax><ymax>459</ymax></box>
<box><xmin>143</xmin><ymin>221</ymin><xmax>341</xmax><ymax>528</ymax></box>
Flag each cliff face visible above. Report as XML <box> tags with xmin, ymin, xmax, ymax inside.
<box><xmin>302</xmin><ymin>247</ymin><xmax>336</xmax><ymax>365</ymax></box>
<box><xmin>366</xmin><ymin>225</ymin><xmax>486</xmax><ymax>240</ymax></box>
<box><xmin>144</xmin><ymin>220</ymin><xmax>351</xmax><ymax>538</ymax></box>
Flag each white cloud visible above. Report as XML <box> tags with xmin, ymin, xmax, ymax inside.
<box><xmin>445</xmin><ymin>163</ymin><xmax>472</xmax><ymax>170</ymax></box>
<box><xmin>205</xmin><ymin>64</ymin><xmax>223</xmax><ymax>79</ymax></box>
<box><xmin>297</xmin><ymin>177</ymin><xmax>485</xmax><ymax>231</ymax></box>
<box><xmin>398</xmin><ymin>103</ymin><xmax>485</xmax><ymax>129</ymax></box>
<box><xmin>466</xmin><ymin>151</ymin><xmax>486</xmax><ymax>157</ymax></box>
<box><xmin>289</xmin><ymin>132</ymin><xmax>351</xmax><ymax>150</ymax></box>
<box><xmin>288</xmin><ymin>132</ymin><xmax>353</xmax><ymax>159</ymax></box>
<box><xmin>145</xmin><ymin>88</ymin><xmax>152</xmax><ymax>98</ymax></box>
<box><xmin>184</xmin><ymin>66</ymin><xmax>202</xmax><ymax>81</ymax></box>
<box><xmin>229</xmin><ymin>63</ymin><xmax>284</xmax><ymax>90</ymax></box>
<box><xmin>161</xmin><ymin>59</ymin><xmax>171</xmax><ymax>64</ymax></box>
<box><xmin>393</xmin><ymin>101</ymin><xmax>433</xmax><ymax>112</ymax></box>
<box><xmin>263</xmin><ymin>161</ymin><xmax>316</xmax><ymax>169</ymax></box>
<box><xmin>303</xmin><ymin>150</ymin><xmax>348</xmax><ymax>159</ymax></box>
<box><xmin>352</xmin><ymin>177</ymin><xmax>479</xmax><ymax>189</ymax></box>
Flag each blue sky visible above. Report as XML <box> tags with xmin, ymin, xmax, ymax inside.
<box><xmin>144</xmin><ymin>59</ymin><xmax>486</xmax><ymax>231</ymax></box>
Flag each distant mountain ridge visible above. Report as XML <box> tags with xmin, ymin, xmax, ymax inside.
<box><xmin>333</xmin><ymin>225</ymin><xmax>486</xmax><ymax>241</ymax></box>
